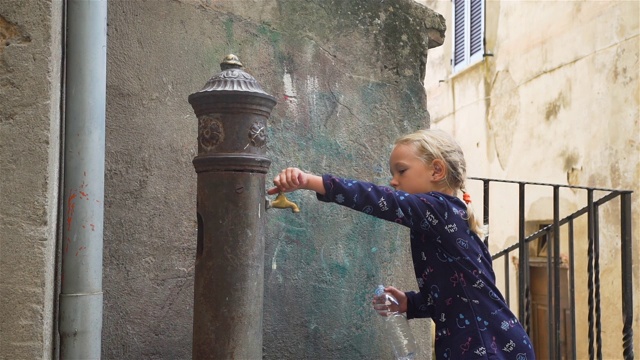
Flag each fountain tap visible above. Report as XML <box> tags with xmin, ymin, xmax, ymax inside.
<box><xmin>266</xmin><ymin>192</ymin><xmax>300</xmax><ymax>213</ymax></box>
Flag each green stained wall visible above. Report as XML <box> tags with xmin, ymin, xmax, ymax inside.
<box><xmin>101</xmin><ymin>0</ymin><xmax>444</xmax><ymax>359</ymax></box>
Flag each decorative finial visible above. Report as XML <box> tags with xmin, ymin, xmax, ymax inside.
<box><xmin>220</xmin><ymin>54</ymin><xmax>243</xmax><ymax>70</ymax></box>
<box><xmin>192</xmin><ymin>54</ymin><xmax>273</xmax><ymax>96</ymax></box>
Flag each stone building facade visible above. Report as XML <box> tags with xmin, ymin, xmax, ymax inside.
<box><xmin>419</xmin><ymin>0</ymin><xmax>639</xmax><ymax>358</ymax></box>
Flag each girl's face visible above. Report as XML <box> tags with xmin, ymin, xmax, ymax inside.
<box><xmin>388</xmin><ymin>144</ymin><xmax>435</xmax><ymax>194</ymax></box>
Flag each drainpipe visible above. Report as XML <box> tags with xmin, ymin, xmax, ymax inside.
<box><xmin>59</xmin><ymin>1</ymin><xmax>107</xmax><ymax>359</ymax></box>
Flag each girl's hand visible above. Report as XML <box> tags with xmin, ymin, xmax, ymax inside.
<box><xmin>267</xmin><ymin>167</ymin><xmax>310</xmax><ymax>195</ymax></box>
<box><xmin>372</xmin><ymin>286</ymin><xmax>408</xmax><ymax>316</ymax></box>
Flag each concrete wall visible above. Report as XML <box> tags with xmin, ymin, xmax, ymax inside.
<box><xmin>419</xmin><ymin>0</ymin><xmax>639</xmax><ymax>358</ymax></box>
<box><xmin>103</xmin><ymin>1</ymin><xmax>443</xmax><ymax>358</ymax></box>
<box><xmin>0</xmin><ymin>0</ymin><xmax>445</xmax><ymax>359</ymax></box>
<box><xmin>0</xmin><ymin>0</ymin><xmax>63</xmax><ymax>358</ymax></box>
<box><xmin>103</xmin><ymin>0</ymin><xmax>444</xmax><ymax>359</ymax></box>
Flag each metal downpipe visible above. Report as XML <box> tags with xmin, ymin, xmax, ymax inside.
<box><xmin>59</xmin><ymin>1</ymin><xmax>107</xmax><ymax>358</ymax></box>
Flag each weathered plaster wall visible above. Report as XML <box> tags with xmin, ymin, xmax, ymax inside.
<box><xmin>420</xmin><ymin>0</ymin><xmax>639</xmax><ymax>358</ymax></box>
<box><xmin>103</xmin><ymin>0</ymin><xmax>444</xmax><ymax>359</ymax></box>
<box><xmin>0</xmin><ymin>1</ymin><xmax>445</xmax><ymax>358</ymax></box>
<box><xmin>0</xmin><ymin>0</ymin><xmax>63</xmax><ymax>359</ymax></box>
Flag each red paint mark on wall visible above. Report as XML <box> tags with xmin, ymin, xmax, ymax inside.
<box><xmin>67</xmin><ymin>191</ymin><xmax>77</xmax><ymax>231</ymax></box>
<box><xmin>90</xmin><ymin>224</ymin><xmax>95</xmax><ymax>231</ymax></box>
<box><xmin>75</xmin><ymin>246</ymin><xmax>86</xmax><ymax>256</ymax></box>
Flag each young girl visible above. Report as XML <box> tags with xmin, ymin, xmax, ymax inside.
<box><xmin>268</xmin><ymin>129</ymin><xmax>535</xmax><ymax>360</ymax></box>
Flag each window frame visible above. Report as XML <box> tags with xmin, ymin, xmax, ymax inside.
<box><xmin>452</xmin><ymin>0</ymin><xmax>485</xmax><ymax>73</ymax></box>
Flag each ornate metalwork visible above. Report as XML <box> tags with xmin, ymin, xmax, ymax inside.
<box><xmin>198</xmin><ymin>114</ymin><xmax>224</xmax><ymax>152</ymax></box>
<box><xmin>195</xmin><ymin>54</ymin><xmax>271</xmax><ymax>95</ymax></box>
<box><xmin>248</xmin><ymin>122</ymin><xmax>266</xmax><ymax>148</ymax></box>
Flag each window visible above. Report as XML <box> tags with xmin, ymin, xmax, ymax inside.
<box><xmin>452</xmin><ymin>0</ymin><xmax>485</xmax><ymax>73</ymax></box>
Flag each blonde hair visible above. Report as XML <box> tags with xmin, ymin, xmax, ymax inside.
<box><xmin>395</xmin><ymin>129</ymin><xmax>486</xmax><ymax>239</ymax></box>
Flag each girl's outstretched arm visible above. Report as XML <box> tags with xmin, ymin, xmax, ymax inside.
<box><xmin>267</xmin><ymin>167</ymin><xmax>325</xmax><ymax>195</ymax></box>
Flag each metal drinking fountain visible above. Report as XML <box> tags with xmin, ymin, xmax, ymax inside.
<box><xmin>188</xmin><ymin>54</ymin><xmax>296</xmax><ymax>359</ymax></box>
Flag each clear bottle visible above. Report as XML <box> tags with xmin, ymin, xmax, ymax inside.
<box><xmin>373</xmin><ymin>285</ymin><xmax>418</xmax><ymax>360</ymax></box>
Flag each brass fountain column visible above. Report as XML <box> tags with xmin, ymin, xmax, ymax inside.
<box><xmin>188</xmin><ymin>55</ymin><xmax>276</xmax><ymax>360</ymax></box>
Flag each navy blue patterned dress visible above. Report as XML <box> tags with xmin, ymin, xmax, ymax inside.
<box><xmin>316</xmin><ymin>175</ymin><xmax>536</xmax><ymax>360</ymax></box>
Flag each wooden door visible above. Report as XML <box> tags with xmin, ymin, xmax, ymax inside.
<box><xmin>529</xmin><ymin>260</ymin><xmax>573</xmax><ymax>360</ymax></box>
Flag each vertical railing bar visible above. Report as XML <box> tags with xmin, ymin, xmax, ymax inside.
<box><xmin>553</xmin><ymin>186</ymin><xmax>562</xmax><ymax>360</ymax></box>
<box><xmin>587</xmin><ymin>189</ymin><xmax>595</xmax><ymax>360</ymax></box>
<box><xmin>505</xmin><ymin>252</ymin><xmax>510</xmax><ymax>307</ymax></box>
<box><xmin>546</xmin><ymin>228</ymin><xmax>555</xmax><ymax>360</ymax></box>
<box><xmin>518</xmin><ymin>183</ymin><xmax>530</xmax><ymax>333</ymax></box>
<box><xmin>524</xmin><ymin>193</ymin><xmax>531</xmax><ymax>336</ymax></box>
<box><xmin>569</xmin><ymin>219</ymin><xmax>577</xmax><ymax>360</ymax></box>
<box><xmin>594</xmin><ymin>201</ymin><xmax>603</xmax><ymax>360</ymax></box>
<box><xmin>620</xmin><ymin>192</ymin><xmax>634</xmax><ymax>360</ymax></box>
<box><xmin>483</xmin><ymin>179</ymin><xmax>490</xmax><ymax>248</ymax></box>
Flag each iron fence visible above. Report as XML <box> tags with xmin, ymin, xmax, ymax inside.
<box><xmin>470</xmin><ymin>177</ymin><xmax>634</xmax><ymax>360</ymax></box>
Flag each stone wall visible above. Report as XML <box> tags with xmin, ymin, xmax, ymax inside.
<box><xmin>0</xmin><ymin>0</ymin><xmax>445</xmax><ymax>358</ymax></box>
<box><xmin>103</xmin><ymin>0</ymin><xmax>444</xmax><ymax>359</ymax></box>
<box><xmin>0</xmin><ymin>1</ymin><xmax>62</xmax><ymax>359</ymax></box>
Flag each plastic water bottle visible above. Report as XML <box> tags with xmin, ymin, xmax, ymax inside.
<box><xmin>374</xmin><ymin>285</ymin><xmax>418</xmax><ymax>360</ymax></box>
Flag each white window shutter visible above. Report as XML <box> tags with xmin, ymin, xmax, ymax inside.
<box><xmin>453</xmin><ymin>0</ymin><xmax>484</xmax><ymax>73</ymax></box>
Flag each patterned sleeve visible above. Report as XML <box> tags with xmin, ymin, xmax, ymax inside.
<box><xmin>316</xmin><ymin>174</ymin><xmax>447</xmax><ymax>233</ymax></box>
<box><xmin>405</xmin><ymin>291</ymin><xmax>433</xmax><ymax>319</ymax></box>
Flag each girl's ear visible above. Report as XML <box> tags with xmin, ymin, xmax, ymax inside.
<box><xmin>431</xmin><ymin>159</ymin><xmax>447</xmax><ymax>181</ymax></box>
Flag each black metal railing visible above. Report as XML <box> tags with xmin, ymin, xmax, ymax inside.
<box><xmin>470</xmin><ymin>177</ymin><xmax>634</xmax><ymax>360</ymax></box>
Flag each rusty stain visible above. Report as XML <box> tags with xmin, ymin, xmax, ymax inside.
<box><xmin>75</xmin><ymin>246</ymin><xmax>86</xmax><ymax>256</ymax></box>
<box><xmin>67</xmin><ymin>191</ymin><xmax>77</xmax><ymax>231</ymax></box>
<box><xmin>0</xmin><ymin>15</ymin><xmax>31</xmax><ymax>54</ymax></box>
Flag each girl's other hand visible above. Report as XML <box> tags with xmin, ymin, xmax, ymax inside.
<box><xmin>268</xmin><ymin>167</ymin><xmax>310</xmax><ymax>195</ymax></box>
<box><xmin>372</xmin><ymin>286</ymin><xmax>408</xmax><ymax>316</ymax></box>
